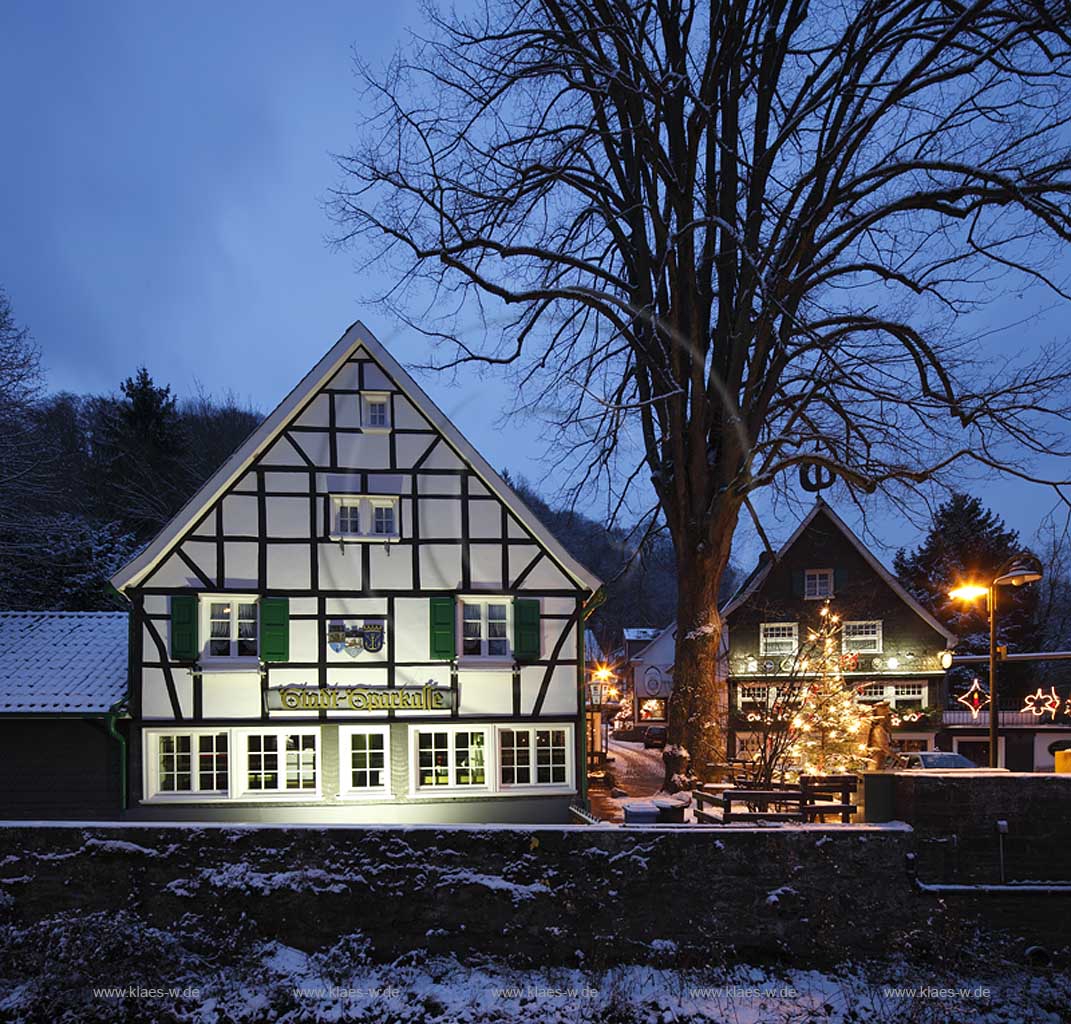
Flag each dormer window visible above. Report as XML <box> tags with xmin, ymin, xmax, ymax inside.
<box><xmin>373</xmin><ymin>503</ymin><xmax>395</xmax><ymax>536</ymax></box>
<box><xmin>330</xmin><ymin>495</ymin><xmax>400</xmax><ymax>541</ymax></box>
<box><xmin>337</xmin><ymin>502</ymin><xmax>361</xmax><ymax>536</ymax></box>
<box><xmin>804</xmin><ymin>568</ymin><xmax>834</xmax><ymax>599</ymax></box>
<box><xmin>360</xmin><ymin>393</ymin><xmax>391</xmax><ymax>431</ymax></box>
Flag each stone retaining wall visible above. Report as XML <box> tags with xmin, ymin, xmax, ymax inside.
<box><xmin>890</xmin><ymin>771</ymin><xmax>1071</xmax><ymax>883</ymax></box>
<box><xmin>0</xmin><ymin>821</ymin><xmax>1067</xmax><ymax>969</ymax></box>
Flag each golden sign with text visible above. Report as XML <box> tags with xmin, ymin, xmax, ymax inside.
<box><xmin>264</xmin><ymin>684</ymin><xmax>452</xmax><ymax>712</ymax></box>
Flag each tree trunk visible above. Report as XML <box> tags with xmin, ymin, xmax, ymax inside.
<box><xmin>663</xmin><ymin>517</ymin><xmax>735</xmax><ymax>791</ymax></box>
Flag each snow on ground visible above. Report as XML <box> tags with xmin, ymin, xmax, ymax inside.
<box><xmin>589</xmin><ymin>739</ymin><xmax>667</xmax><ymax>822</ymax></box>
<box><xmin>0</xmin><ymin>911</ymin><xmax>1067</xmax><ymax>1024</ymax></box>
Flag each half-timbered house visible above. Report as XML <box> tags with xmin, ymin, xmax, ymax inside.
<box><xmin>110</xmin><ymin>321</ymin><xmax>601</xmax><ymax>823</ymax></box>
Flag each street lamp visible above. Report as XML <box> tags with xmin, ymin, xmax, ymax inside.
<box><xmin>588</xmin><ymin>664</ymin><xmax>615</xmax><ymax>708</ymax></box>
<box><xmin>587</xmin><ymin>664</ymin><xmax>618</xmax><ymax>768</ymax></box>
<box><xmin>948</xmin><ymin>553</ymin><xmax>1043</xmax><ymax>767</ymax></box>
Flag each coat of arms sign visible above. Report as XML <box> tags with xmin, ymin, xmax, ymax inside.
<box><xmin>328</xmin><ymin>619</ymin><xmax>386</xmax><ymax>657</ymax></box>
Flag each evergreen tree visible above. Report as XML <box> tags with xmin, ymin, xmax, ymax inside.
<box><xmin>90</xmin><ymin>367</ymin><xmax>191</xmax><ymax>537</ymax></box>
<box><xmin>894</xmin><ymin>493</ymin><xmax>1039</xmax><ymax>656</ymax></box>
<box><xmin>2</xmin><ymin>515</ymin><xmax>138</xmax><ymax>611</ymax></box>
<box><xmin>783</xmin><ymin>607</ymin><xmax>872</xmax><ymax>777</ymax></box>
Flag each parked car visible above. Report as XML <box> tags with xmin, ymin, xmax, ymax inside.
<box><xmin>897</xmin><ymin>751</ymin><xmax>982</xmax><ymax>769</ymax></box>
<box><xmin>643</xmin><ymin>725</ymin><xmax>667</xmax><ymax>749</ymax></box>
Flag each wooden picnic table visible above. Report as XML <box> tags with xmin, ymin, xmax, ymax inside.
<box><xmin>693</xmin><ymin>774</ymin><xmax>858</xmax><ymax>825</ymax></box>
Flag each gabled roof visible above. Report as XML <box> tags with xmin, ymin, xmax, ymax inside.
<box><xmin>623</xmin><ymin>628</ymin><xmax>662</xmax><ymax>643</ymax></box>
<box><xmin>722</xmin><ymin>500</ymin><xmax>956</xmax><ymax>644</ymax></box>
<box><xmin>111</xmin><ymin>321</ymin><xmax>601</xmax><ymax>593</ymax></box>
<box><xmin>0</xmin><ymin>612</ymin><xmax>128</xmax><ymax>713</ymax></box>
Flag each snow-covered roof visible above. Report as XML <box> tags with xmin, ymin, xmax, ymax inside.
<box><xmin>0</xmin><ymin>612</ymin><xmax>128</xmax><ymax>713</ymax></box>
<box><xmin>584</xmin><ymin>629</ymin><xmax>605</xmax><ymax>664</ymax></box>
<box><xmin>623</xmin><ymin>628</ymin><xmax>662</xmax><ymax>642</ymax></box>
<box><xmin>110</xmin><ymin>320</ymin><xmax>600</xmax><ymax>594</ymax></box>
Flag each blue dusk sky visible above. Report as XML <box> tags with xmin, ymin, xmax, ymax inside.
<box><xmin>1</xmin><ymin>1</ymin><xmax>1068</xmax><ymax>575</ymax></box>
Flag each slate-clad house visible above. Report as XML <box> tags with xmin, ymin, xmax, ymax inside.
<box><xmin>723</xmin><ymin>500</ymin><xmax>955</xmax><ymax>760</ymax></box>
<box><xmin>0</xmin><ymin>612</ymin><xmax>128</xmax><ymax>819</ymax></box>
<box><xmin>628</xmin><ymin>500</ymin><xmax>957</xmax><ymax>758</ymax></box>
<box><xmin>110</xmin><ymin>321</ymin><xmax>601</xmax><ymax>823</ymax></box>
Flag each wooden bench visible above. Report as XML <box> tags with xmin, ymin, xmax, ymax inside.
<box><xmin>799</xmin><ymin>775</ymin><xmax>858</xmax><ymax>824</ymax></box>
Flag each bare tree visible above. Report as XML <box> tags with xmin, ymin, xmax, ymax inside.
<box><xmin>0</xmin><ymin>289</ymin><xmax>43</xmax><ymax>537</ymax></box>
<box><xmin>333</xmin><ymin>0</ymin><xmax>1071</xmax><ymax>784</ymax></box>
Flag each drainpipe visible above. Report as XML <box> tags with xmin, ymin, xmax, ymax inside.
<box><xmin>104</xmin><ymin>701</ymin><xmax>128</xmax><ymax>813</ymax></box>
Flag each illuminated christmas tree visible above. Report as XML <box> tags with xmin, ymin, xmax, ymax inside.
<box><xmin>784</xmin><ymin>605</ymin><xmax>873</xmax><ymax>777</ymax></box>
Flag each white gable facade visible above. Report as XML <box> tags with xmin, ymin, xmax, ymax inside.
<box><xmin>112</xmin><ymin>322</ymin><xmax>600</xmax><ymax>823</ymax></box>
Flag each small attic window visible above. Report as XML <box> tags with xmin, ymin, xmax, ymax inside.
<box><xmin>330</xmin><ymin>495</ymin><xmax>400</xmax><ymax>541</ymax></box>
<box><xmin>804</xmin><ymin>568</ymin><xmax>834</xmax><ymax>599</ymax></box>
<box><xmin>361</xmin><ymin>393</ymin><xmax>391</xmax><ymax>431</ymax></box>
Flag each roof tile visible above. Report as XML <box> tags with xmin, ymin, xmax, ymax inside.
<box><xmin>0</xmin><ymin>612</ymin><xmax>128</xmax><ymax>713</ymax></box>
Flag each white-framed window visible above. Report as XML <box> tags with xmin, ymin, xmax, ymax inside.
<box><xmin>143</xmin><ymin>728</ymin><xmax>321</xmax><ymax>802</ymax></box>
<box><xmin>843</xmin><ymin>620</ymin><xmax>883</xmax><ymax>654</ymax></box>
<box><xmin>497</xmin><ymin>726</ymin><xmax>571</xmax><ymax>788</ymax></box>
<box><xmin>412</xmin><ymin>726</ymin><xmax>489</xmax><ymax>790</ymax></box>
<box><xmin>337</xmin><ymin>501</ymin><xmax>361</xmax><ymax>536</ymax></box>
<box><xmin>339</xmin><ymin>726</ymin><xmax>391</xmax><ymax>796</ymax></box>
<box><xmin>372</xmin><ymin>501</ymin><xmax>395</xmax><ymax>536</ymax></box>
<box><xmin>201</xmin><ymin>596</ymin><xmax>258</xmax><ymax>661</ymax></box>
<box><xmin>739</xmin><ymin>685</ymin><xmax>770</xmax><ymax>706</ymax></box>
<box><xmin>759</xmin><ymin>622</ymin><xmax>798</xmax><ymax>657</ymax></box>
<box><xmin>895</xmin><ymin>683</ymin><xmax>924</xmax><ymax>699</ymax></box>
<box><xmin>144</xmin><ymin>729</ymin><xmax>230</xmax><ymax>799</ymax></box>
<box><xmin>804</xmin><ymin>568</ymin><xmax>835</xmax><ymax>599</ymax></box>
<box><xmin>461</xmin><ymin>599</ymin><xmax>511</xmax><ymax>659</ymax></box>
<box><xmin>360</xmin><ymin>392</ymin><xmax>391</xmax><ymax>431</ymax></box>
<box><xmin>330</xmin><ymin>495</ymin><xmax>400</xmax><ymax>541</ymax></box>
<box><xmin>244</xmin><ymin>730</ymin><xmax>318</xmax><ymax>794</ymax></box>
<box><xmin>859</xmin><ymin>683</ymin><xmax>887</xmax><ymax>699</ymax></box>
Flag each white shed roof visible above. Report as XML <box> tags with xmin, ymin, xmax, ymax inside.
<box><xmin>0</xmin><ymin>612</ymin><xmax>128</xmax><ymax>713</ymax></box>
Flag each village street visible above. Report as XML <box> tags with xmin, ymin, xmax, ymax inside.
<box><xmin>589</xmin><ymin>739</ymin><xmax>665</xmax><ymax>822</ymax></box>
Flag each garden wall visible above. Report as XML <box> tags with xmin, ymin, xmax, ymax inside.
<box><xmin>0</xmin><ymin>820</ymin><xmax>1067</xmax><ymax>971</ymax></box>
<box><xmin>886</xmin><ymin>771</ymin><xmax>1071</xmax><ymax>884</ymax></box>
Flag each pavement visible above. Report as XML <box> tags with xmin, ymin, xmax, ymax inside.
<box><xmin>588</xmin><ymin>738</ymin><xmax>666</xmax><ymax>822</ymax></box>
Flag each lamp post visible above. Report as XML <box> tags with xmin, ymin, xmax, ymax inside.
<box><xmin>949</xmin><ymin>554</ymin><xmax>1043</xmax><ymax>768</ymax></box>
<box><xmin>587</xmin><ymin>665</ymin><xmax>617</xmax><ymax>768</ymax></box>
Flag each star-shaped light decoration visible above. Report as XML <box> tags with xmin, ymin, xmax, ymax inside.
<box><xmin>956</xmin><ymin>679</ymin><xmax>991</xmax><ymax>719</ymax></box>
<box><xmin>1021</xmin><ymin>687</ymin><xmax>1062</xmax><ymax>720</ymax></box>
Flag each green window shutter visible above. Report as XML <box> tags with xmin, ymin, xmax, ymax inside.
<box><xmin>834</xmin><ymin>567</ymin><xmax>846</xmax><ymax>594</ymax></box>
<box><xmin>513</xmin><ymin>598</ymin><xmax>541</xmax><ymax>662</ymax></box>
<box><xmin>170</xmin><ymin>594</ymin><xmax>198</xmax><ymax>661</ymax></box>
<box><xmin>429</xmin><ymin>596</ymin><xmax>456</xmax><ymax>660</ymax></box>
<box><xmin>791</xmin><ymin>571</ymin><xmax>805</xmax><ymax>598</ymax></box>
<box><xmin>260</xmin><ymin>597</ymin><xmax>290</xmax><ymax>663</ymax></box>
